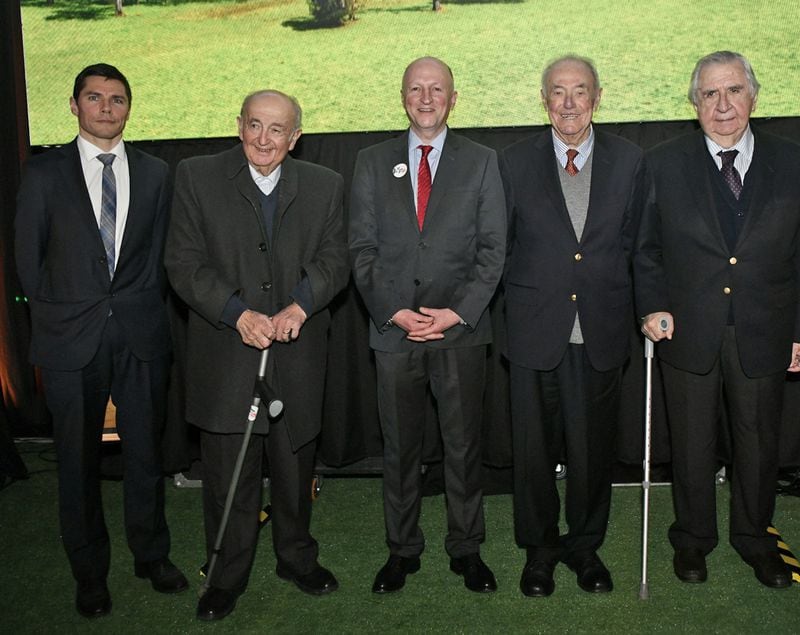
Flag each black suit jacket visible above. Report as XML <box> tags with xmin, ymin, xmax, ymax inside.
<box><xmin>15</xmin><ymin>138</ymin><xmax>171</xmax><ymax>371</ymax></box>
<box><xmin>349</xmin><ymin>129</ymin><xmax>506</xmax><ymax>352</ymax></box>
<box><xmin>635</xmin><ymin>128</ymin><xmax>800</xmax><ymax>377</ymax></box>
<box><xmin>501</xmin><ymin>130</ymin><xmax>645</xmax><ymax>372</ymax></box>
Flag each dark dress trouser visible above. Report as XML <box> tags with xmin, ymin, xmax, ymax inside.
<box><xmin>661</xmin><ymin>326</ymin><xmax>784</xmax><ymax>559</ymax></box>
<box><xmin>375</xmin><ymin>345</ymin><xmax>487</xmax><ymax>559</ymax></box>
<box><xmin>41</xmin><ymin>315</ymin><xmax>170</xmax><ymax>583</ymax></box>
<box><xmin>200</xmin><ymin>416</ymin><xmax>318</xmax><ymax>593</ymax></box>
<box><xmin>510</xmin><ymin>343</ymin><xmax>621</xmax><ymax>565</ymax></box>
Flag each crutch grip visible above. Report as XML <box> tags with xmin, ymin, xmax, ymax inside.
<box><xmin>253</xmin><ymin>349</ymin><xmax>284</xmax><ymax>418</ymax></box>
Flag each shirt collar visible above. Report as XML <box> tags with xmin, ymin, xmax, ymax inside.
<box><xmin>248</xmin><ymin>163</ymin><xmax>282</xmax><ymax>196</ymax></box>
<box><xmin>408</xmin><ymin>127</ymin><xmax>447</xmax><ymax>154</ymax></box>
<box><xmin>704</xmin><ymin>125</ymin><xmax>754</xmax><ymax>159</ymax></box>
<box><xmin>551</xmin><ymin>125</ymin><xmax>595</xmax><ymax>161</ymax></box>
<box><xmin>76</xmin><ymin>134</ymin><xmax>126</xmax><ymax>164</ymax></box>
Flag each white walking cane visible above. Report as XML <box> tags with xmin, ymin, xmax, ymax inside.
<box><xmin>639</xmin><ymin>318</ymin><xmax>668</xmax><ymax>600</ymax></box>
<box><xmin>638</xmin><ymin>336</ymin><xmax>655</xmax><ymax>600</ymax></box>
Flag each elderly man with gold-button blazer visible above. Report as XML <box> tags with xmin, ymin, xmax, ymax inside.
<box><xmin>636</xmin><ymin>51</ymin><xmax>800</xmax><ymax>589</ymax></box>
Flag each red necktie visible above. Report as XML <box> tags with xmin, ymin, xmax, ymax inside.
<box><xmin>417</xmin><ymin>145</ymin><xmax>433</xmax><ymax>230</ymax></box>
<box><xmin>565</xmin><ymin>148</ymin><xmax>579</xmax><ymax>176</ymax></box>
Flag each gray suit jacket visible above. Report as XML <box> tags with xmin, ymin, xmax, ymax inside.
<box><xmin>349</xmin><ymin>129</ymin><xmax>506</xmax><ymax>352</ymax></box>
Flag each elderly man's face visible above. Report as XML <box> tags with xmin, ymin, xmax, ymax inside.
<box><xmin>542</xmin><ymin>60</ymin><xmax>601</xmax><ymax>146</ymax></box>
<box><xmin>237</xmin><ymin>94</ymin><xmax>301</xmax><ymax>176</ymax></box>
<box><xmin>402</xmin><ymin>58</ymin><xmax>458</xmax><ymax>142</ymax></box>
<box><xmin>69</xmin><ymin>75</ymin><xmax>130</xmax><ymax>149</ymax></box>
<box><xmin>694</xmin><ymin>61</ymin><xmax>756</xmax><ymax>148</ymax></box>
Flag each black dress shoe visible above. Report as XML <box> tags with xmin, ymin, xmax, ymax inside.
<box><xmin>197</xmin><ymin>586</ymin><xmax>237</xmax><ymax>622</ymax></box>
<box><xmin>134</xmin><ymin>557</ymin><xmax>189</xmax><ymax>593</ymax></box>
<box><xmin>76</xmin><ymin>579</ymin><xmax>111</xmax><ymax>618</ymax></box>
<box><xmin>520</xmin><ymin>560</ymin><xmax>555</xmax><ymax>597</ymax></box>
<box><xmin>277</xmin><ymin>564</ymin><xmax>339</xmax><ymax>596</ymax></box>
<box><xmin>569</xmin><ymin>553</ymin><xmax>613</xmax><ymax>593</ymax></box>
<box><xmin>372</xmin><ymin>555</ymin><xmax>421</xmax><ymax>593</ymax></box>
<box><xmin>450</xmin><ymin>554</ymin><xmax>497</xmax><ymax>593</ymax></box>
<box><xmin>673</xmin><ymin>548</ymin><xmax>707</xmax><ymax>583</ymax></box>
<box><xmin>747</xmin><ymin>551</ymin><xmax>792</xmax><ymax>588</ymax></box>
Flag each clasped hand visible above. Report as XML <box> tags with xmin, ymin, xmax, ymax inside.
<box><xmin>392</xmin><ymin>307</ymin><xmax>461</xmax><ymax>342</ymax></box>
<box><xmin>236</xmin><ymin>303</ymin><xmax>307</xmax><ymax>349</ymax></box>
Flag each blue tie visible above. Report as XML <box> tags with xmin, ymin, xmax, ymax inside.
<box><xmin>97</xmin><ymin>153</ymin><xmax>116</xmax><ymax>279</ymax></box>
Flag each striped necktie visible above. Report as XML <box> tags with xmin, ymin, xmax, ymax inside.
<box><xmin>97</xmin><ymin>153</ymin><xmax>116</xmax><ymax>279</ymax></box>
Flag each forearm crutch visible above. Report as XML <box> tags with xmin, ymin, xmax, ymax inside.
<box><xmin>639</xmin><ymin>317</ymin><xmax>667</xmax><ymax>600</ymax></box>
<box><xmin>200</xmin><ymin>348</ymin><xmax>284</xmax><ymax>597</ymax></box>
<box><xmin>639</xmin><ymin>336</ymin><xmax>655</xmax><ymax>600</ymax></box>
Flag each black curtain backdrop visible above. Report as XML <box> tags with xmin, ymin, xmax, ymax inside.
<box><xmin>3</xmin><ymin>3</ymin><xmax>800</xmax><ymax>484</ymax></box>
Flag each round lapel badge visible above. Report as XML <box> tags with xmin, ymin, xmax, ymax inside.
<box><xmin>392</xmin><ymin>163</ymin><xmax>408</xmax><ymax>178</ymax></box>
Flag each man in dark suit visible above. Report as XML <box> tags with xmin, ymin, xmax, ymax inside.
<box><xmin>14</xmin><ymin>63</ymin><xmax>187</xmax><ymax>618</ymax></box>
<box><xmin>501</xmin><ymin>56</ymin><xmax>644</xmax><ymax>597</ymax></box>
<box><xmin>636</xmin><ymin>51</ymin><xmax>800</xmax><ymax>588</ymax></box>
<box><xmin>349</xmin><ymin>57</ymin><xmax>506</xmax><ymax>594</ymax></box>
<box><xmin>165</xmin><ymin>90</ymin><xmax>349</xmax><ymax>621</ymax></box>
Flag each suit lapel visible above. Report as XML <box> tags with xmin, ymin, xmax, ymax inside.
<box><xmin>59</xmin><ymin>140</ymin><xmax>106</xmax><ymax>251</ymax></box>
<box><xmin>533</xmin><ymin>133</ymin><xmax>578</xmax><ymax>241</ymax></box>
<box><xmin>117</xmin><ymin>145</ymin><xmax>141</xmax><ymax>271</ymax></box>
<box><xmin>736</xmin><ymin>132</ymin><xmax>774</xmax><ymax>249</ymax></box>
<box><xmin>391</xmin><ymin>132</ymin><xmax>417</xmax><ymax>230</ymax></box>
<box><xmin>582</xmin><ymin>134</ymin><xmax>615</xmax><ymax>243</ymax></box>
<box><xmin>681</xmin><ymin>132</ymin><xmax>728</xmax><ymax>251</ymax></box>
<box><xmin>424</xmin><ymin>131</ymin><xmax>457</xmax><ymax>228</ymax></box>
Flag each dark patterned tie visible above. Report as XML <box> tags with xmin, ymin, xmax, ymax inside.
<box><xmin>718</xmin><ymin>149</ymin><xmax>742</xmax><ymax>200</ymax></box>
<box><xmin>417</xmin><ymin>145</ymin><xmax>433</xmax><ymax>231</ymax></box>
<box><xmin>97</xmin><ymin>153</ymin><xmax>116</xmax><ymax>279</ymax></box>
<box><xmin>565</xmin><ymin>149</ymin><xmax>579</xmax><ymax>176</ymax></box>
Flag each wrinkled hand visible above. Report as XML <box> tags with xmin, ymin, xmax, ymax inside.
<box><xmin>788</xmin><ymin>342</ymin><xmax>800</xmax><ymax>372</ymax></box>
<box><xmin>271</xmin><ymin>302</ymin><xmax>307</xmax><ymax>343</ymax></box>
<box><xmin>641</xmin><ymin>311</ymin><xmax>674</xmax><ymax>343</ymax></box>
<box><xmin>405</xmin><ymin>307</ymin><xmax>461</xmax><ymax>342</ymax></box>
<box><xmin>236</xmin><ymin>309</ymin><xmax>275</xmax><ymax>349</ymax></box>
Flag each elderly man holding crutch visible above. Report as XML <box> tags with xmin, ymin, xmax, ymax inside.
<box><xmin>635</xmin><ymin>51</ymin><xmax>800</xmax><ymax>590</ymax></box>
<box><xmin>165</xmin><ymin>89</ymin><xmax>349</xmax><ymax>621</ymax></box>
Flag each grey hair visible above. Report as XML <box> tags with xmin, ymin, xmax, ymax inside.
<box><xmin>688</xmin><ymin>51</ymin><xmax>760</xmax><ymax>106</ymax></box>
<box><xmin>240</xmin><ymin>90</ymin><xmax>302</xmax><ymax>130</ymax></box>
<box><xmin>541</xmin><ymin>55</ymin><xmax>601</xmax><ymax>98</ymax></box>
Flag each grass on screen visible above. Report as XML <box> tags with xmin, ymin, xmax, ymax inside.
<box><xmin>21</xmin><ymin>0</ymin><xmax>800</xmax><ymax>144</ymax></box>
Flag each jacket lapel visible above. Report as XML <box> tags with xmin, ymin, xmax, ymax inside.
<box><xmin>116</xmin><ymin>145</ymin><xmax>141</xmax><ymax>271</ymax></box>
<box><xmin>60</xmin><ymin>140</ymin><xmax>106</xmax><ymax>252</ymax></box>
<box><xmin>534</xmin><ymin>132</ymin><xmax>578</xmax><ymax>241</ymax></box>
<box><xmin>735</xmin><ymin>131</ymin><xmax>774</xmax><ymax>249</ymax></box>
<box><xmin>228</xmin><ymin>145</ymin><xmax>268</xmax><ymax>243</ymax></box>
<box><xmin>392</xmin><ymin>132</ymin><xmax>417</xmax><ymax>230</ymax></box>
<box><xmin>681</xmin><ymin>132</ymin><xmax>728</xmax><ymax>251</ymax></box>
<box><xmin>276</xmin><ymin>154</ymin><xmax>299</xmax><ymax>235</ymax></box>
<box><xmin>424</xmin><ymin>131</ymin><xmax>457</xmax><ymax>229</ymax></box>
